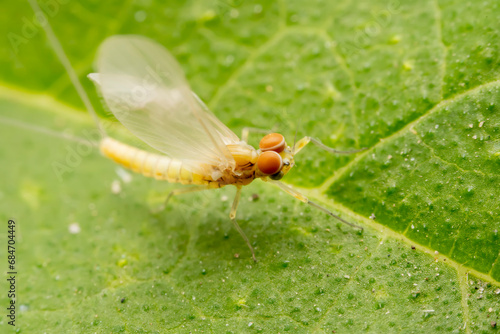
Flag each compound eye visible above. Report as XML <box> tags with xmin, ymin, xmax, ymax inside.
<box><xmin>257</xmin><ymin>151</ymin><xmax>283</xmax><ymax>175</ymax></box>
<box><xmin>259</xmin><ymin>133</ymin><xmax>285</xmax><ymax>152</ymax></box>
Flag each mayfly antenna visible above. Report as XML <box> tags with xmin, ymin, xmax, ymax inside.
<box><xmin>27</xmin><ymin>0</ymin><xmax>106</xmax><ymax>138</ymax></box>
<box><xmin>292</xmin><ymin>116</ymin><xmax>301</xmax><ymax>154</ymax></box>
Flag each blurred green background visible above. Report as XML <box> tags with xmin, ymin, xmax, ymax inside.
<box><xmin>0</xmin><ymin>0</ymin><xmax>499</xmax><ymax>332</ymax></box>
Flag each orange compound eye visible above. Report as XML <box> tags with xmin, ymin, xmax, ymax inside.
<box><xmin>257</xmin><ymin>151</ymin><xmax>283</xmax><ymax>175</ymax></box>
<box><xmin>259</xmin><ymin>133</ymin><xmax>285</xmax><ymax>153</ymax></box>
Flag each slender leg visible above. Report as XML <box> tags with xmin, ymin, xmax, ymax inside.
<box><xmin>241</xmin><ymin>127</ymin><xmax>272</xmax><ymax>143</ymax></box>
<box><xmin>230</xmin><ymin>186</ymin><xmax>257</xmax><ymax>262</ymax></box>
<box><xmin>269</xmin><ymin>180</ymin><xmax>363</xmax><ymax>230</ymax></box>
<box><xmin>152</xmin><ymin>186</ymin><xmax>209</xmax><ymax>213</ymax></box>
<box><xmin>293</xmin><ymin>136</ymin><xmax>367</xmax><ymax>155</ymax></box>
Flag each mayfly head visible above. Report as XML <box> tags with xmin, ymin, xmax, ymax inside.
<box><xmin>256</xmin><ymin>133</ymin><xmax>295</xmax><ymax>181</ymax></box>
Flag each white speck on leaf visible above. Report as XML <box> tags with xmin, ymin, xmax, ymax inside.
<box><xmin>116</xmin><ymin>168</ymin><xmax>132</xmax><ymax>183</ymax></box>
<box><xmin>230</xmin><ymin>9</ymin><xmax>239</xmax><ymax>18</ymax></box>
<box><xmin>134</xmin><ymin>10</ymin><xmax>147</xmax><ymax>22</ymax></box>
<box><xmin>111</xmin><ymin>180</ymin><xmax>121</xmax><ymax>194</ymax></box>
<box><xmin>69</xmin><ymin>223</ymin><xmax>81</xmax><ymax>234</ymax></box>
<box><xmin>225</xmin><ymin>55</ymin><xmax>234</xmax><ymax>66</ymax></box>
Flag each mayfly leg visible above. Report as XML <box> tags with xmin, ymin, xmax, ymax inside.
<box><xmin>293</xmin><ymin>136</ymin><xmax>367</xmax><ymax>155</ymax></box>
<box><xmin>153</xmin><ymin>186</ymin><xmax>209</xmax><ymax>214</ymax></box>
<box><xmin>269</xmin><ymin>180</ymin><xmax>363</xmax><ymax>230</ymax></box>
<box><xmin>230</xmin><ymin>186</ymin><xmax>257</xmax><ymax>262</ymax></box>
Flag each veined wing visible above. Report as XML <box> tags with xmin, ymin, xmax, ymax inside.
<box><xmin>88</xmin><ymin>35</ymin><xmax>239</xmax><ymax>174</ymax></box>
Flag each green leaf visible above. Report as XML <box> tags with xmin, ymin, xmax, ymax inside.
<box><xmin>1</xmin><ymin>0</ymin><xmax>499</xmax><ymax>332</ymax></box>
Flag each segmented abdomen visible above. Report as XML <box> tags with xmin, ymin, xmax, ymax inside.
<box><xmin>100</xmin><ymin>137</ymin><xmax>220</xmax><ymax>187</ymax></box>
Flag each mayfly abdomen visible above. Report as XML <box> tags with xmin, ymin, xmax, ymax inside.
<box><xmin>100</xmin><ymin>137</ymin><xmax>208</xmax><ymax>185</ymax></box>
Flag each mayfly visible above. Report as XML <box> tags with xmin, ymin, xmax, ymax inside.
<box><xmin>86</xmin><ymin>35</ymin><xmax>364</xmax><ymax>261</ymax></box>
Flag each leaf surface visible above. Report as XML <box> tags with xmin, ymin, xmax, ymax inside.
<box><xmin>0</xmin><ymin>0</ymin><xmax>499</xmax><ymax>332</ymax></box>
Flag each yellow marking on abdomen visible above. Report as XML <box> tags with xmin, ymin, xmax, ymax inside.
<box><xmin>100</xmin><ymin>137</ymin><xmax>215</xmax><ymax>186</ymax></box>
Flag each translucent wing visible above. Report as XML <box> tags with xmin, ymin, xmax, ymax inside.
<box><xmin>88</xmin><ymin>35</ymin><xmax>239</xmax><ymax>174</ymax></box>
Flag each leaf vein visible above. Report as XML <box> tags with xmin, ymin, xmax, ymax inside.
<box><xmin>414</xmin><ymin>132</ymin><xmax>493</xmax><ymax>178</ymax></box>
<box><xmin>313</xmin><ymin>237</ymin><xmax>384</xmax><ymax>330</ymax></box>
